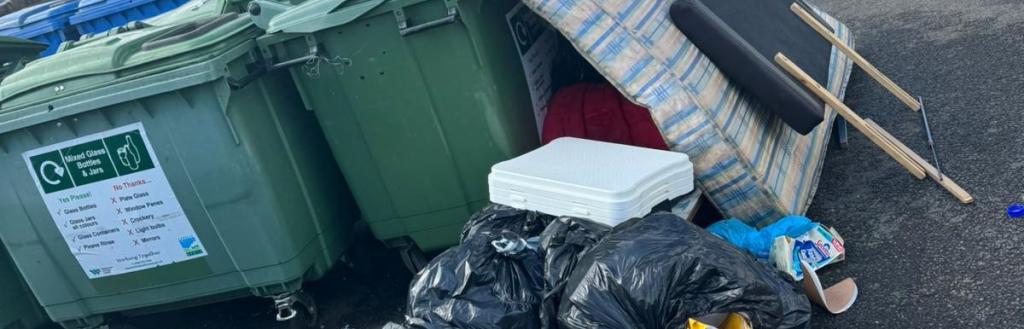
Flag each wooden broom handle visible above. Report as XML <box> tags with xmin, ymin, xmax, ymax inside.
<box><xmin>865</xmin><ymin>119</ymin><xmax>974</xmax><ymax>204</ymax></box>
<box><xmin>790</xmin><ymin>3</ymin><xmax>921</xmax><ymax>112</ymax></box>
<box><xmin>775</xmin><ymin>53</ymin><xmax>926</xmax><ymax>179</ymax></box>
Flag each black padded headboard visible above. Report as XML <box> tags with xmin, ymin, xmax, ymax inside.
<box><xmin>670</xmin><ymin>0</ymin><xmax>833</xmax><ymax>135</ymax></box>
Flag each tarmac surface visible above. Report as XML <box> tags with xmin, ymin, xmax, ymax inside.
<box><xmin>102</xmin><ymin>0</ymin><xmax>1024</xmax><ymax>327</ymax></box>
<box><xmin>804</xmin><ymin>0</ymin><xmax>1024</xmax><ymax>327</ymax></box>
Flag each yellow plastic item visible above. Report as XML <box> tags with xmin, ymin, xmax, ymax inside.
<box><xmin>687</xmin><ymin>313</ymin><xmax>752</xmax><ymax>329</ymax></box>
<box><xmin>688</xmin><ymin>318</ymin><xmax>716</xmax><ymax>329</ymax></box>
<box><xmin>720</xmin><ymin>313</ymin><xmax>753</xmax><ymax>329</ymax></box>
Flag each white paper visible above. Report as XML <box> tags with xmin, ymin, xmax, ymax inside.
<box><xmin>23</xmin><ymin>122</ymin><xmax>206</xmax><ymax>279</ymax></box>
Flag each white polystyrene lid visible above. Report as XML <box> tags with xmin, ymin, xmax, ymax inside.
<box><xmin>490</xmin><ymin>137</ymin><xmax>692</xmax><ymax>201</ymax></box>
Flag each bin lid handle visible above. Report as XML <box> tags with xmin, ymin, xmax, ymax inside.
<box><xmin>265</xmin><ymin>0</ymin><xmax>385</xmax><ymax>34</ymax></box>
<box><xmin>140</xmin><ymin>14</ymin><xmax>240</xmax><ymax>51</ymax></box>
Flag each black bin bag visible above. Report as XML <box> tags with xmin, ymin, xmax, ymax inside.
<box><xmin>460</xmin><ymin>204</ymin><xmax>554</xmax><ymax>244</ymax></box>
<box><xmin>405</xmin><ymin>205</ymin><xmax>552</xmax><ymax>329</ymax></box>
<box><xmin>537</xmin><ymin>218</ymin><xmax>611</xmax><ymax>329</ymax></box>
<box><xmin>557</xmin><ymin>213</ymin><xmax>811</xmax><ymax>329</ymax></box>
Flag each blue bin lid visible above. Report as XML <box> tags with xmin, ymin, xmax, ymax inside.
<box><xmin>0</xmin><ymin>0</ymin><xmax>78</xmax><ymax>38</ymax></box>
<box><xmin>70</xmin><ymin>0</ymin><xmax>160</xmax><ymax>25</ymax></box>
<box><xmin>78</xmin><ymin>0</ymin><xmax>115</xmax><ymax>7</ymax></box>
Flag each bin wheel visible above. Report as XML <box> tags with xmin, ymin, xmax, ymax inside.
<box><xmin>400</xmin><ymin>246</ymin><xmax>428</xmax><ymax>274</ymax></box>
<box><xmin>277</xmin><ymin>305</ymin><xmax>317</xmax><ymax>329</ymax></box>
<box><xmin>273</xmin><ymin>291</ymin><xmax>318</xmax><ymax>329</ymax></box>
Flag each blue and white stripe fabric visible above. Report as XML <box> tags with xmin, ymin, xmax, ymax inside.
<box><xmin>522</xmin><ymin>0</ymin><xmax>855</xmax><ymax>226</ymax></box>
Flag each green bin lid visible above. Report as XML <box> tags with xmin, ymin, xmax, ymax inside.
<box><xmin>0</xmin><ymin>14</ymin><xmax>261</xmax><ymax>133</ymax></box>
<box><xmin>251</xmin><ymin>0</ymin><xmax>384</xmax><ymax>34</ymax></box>
<box><xmin>0</xmin><ymin>36</ymin><xmax>46</xmax><ymax>81</ymax></box>
<box><xmin>1</xmin><ymin>13</ymin><xmax>258</xmax><ymax>109</ymax></box>
<box><xmin>0</xmin><ymin>36</ymin><xmax>47</xmax><ymax>63</ymax></box>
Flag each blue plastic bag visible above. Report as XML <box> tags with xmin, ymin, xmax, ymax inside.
<box><xmin>706</xmin><ymin>215</ymin><xmax>817</xmax><ymax>259</ymax></box>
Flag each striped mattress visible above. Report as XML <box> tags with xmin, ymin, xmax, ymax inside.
<box><xmin>521</xmin><ymin>0</ymin><xmax>855</xmax><ymax>226</ymax></box>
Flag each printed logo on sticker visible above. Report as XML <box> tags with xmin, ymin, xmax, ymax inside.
<box><xmin>88</xmin><ymin>267</ymin><xmax>112</xmax><ymax>276</ymax></box>
<box><xmin>179</xmin><ymin>236</ymin><xmax>204</xmax><ymax>257</ymax></box>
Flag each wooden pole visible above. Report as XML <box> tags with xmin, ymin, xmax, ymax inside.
<box><xmin>790</xmin><ymin>3</ymin><xmax>921</xmax><ymax>112</ymax></box>
<box><xmin>864</xmin><ymin>119</ymin><xmax>974</xmax><ymax>204</ymax></box>
<box><xmin>774</xmin><ymin>53</ymin><xmax>926</xmax><ymax>179</ymax></box>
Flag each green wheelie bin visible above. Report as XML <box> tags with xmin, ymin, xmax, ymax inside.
<box><xmin>0</xmin><ymin>13</ymin><xmax>359</xmax><ymax>329</ymax></box>
<box><xmin>1</xmin><ymin>246</ymin><xmax>49</xmax><ymax>329</ymax></box>
<box><xmin>0</xmin><ymin>36</ymin><xmax>46</xmax><ymax>80</ymax></box>
<box><xmin>0</xmin><ymin>35</ymin><xmax>52</xmax><ymax>329</ymax></box>
<box><xmin>251</xmin><ymin>0</ymin><xmax>540</xmax><ymax>266</ymax></box>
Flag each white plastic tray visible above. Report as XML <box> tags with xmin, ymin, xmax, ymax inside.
<box><xmin>489</xmin><ymin>137</ymin><xmax>694</xmax><ymax>226</ymax></box>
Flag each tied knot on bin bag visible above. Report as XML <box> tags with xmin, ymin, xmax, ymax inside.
<box><xmin>405</xmin><ymin>205</ymin><xmax>553</xmax><ymax>329</ymax></box>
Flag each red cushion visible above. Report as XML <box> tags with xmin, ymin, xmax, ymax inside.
<box><xmin>542</xmin><ymin>83</ymin><xmax>667</xmax><ymax>150</ymax></box>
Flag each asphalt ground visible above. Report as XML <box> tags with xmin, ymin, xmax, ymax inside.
<box><xmin>805</xmin><ymin>0</ymin><xmax>1024</xmax><ymax>327</ymax></box>
<box><xmin>84</xmin><ymin>0</ymin><xmax>1024</xmax><ymax>328</ymax></box>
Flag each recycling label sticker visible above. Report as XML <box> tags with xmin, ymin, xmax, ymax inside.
<box><xmin>23</xmin><ymin>123</ymin><xmax>206</xmax><ymax>279</ymax></box>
